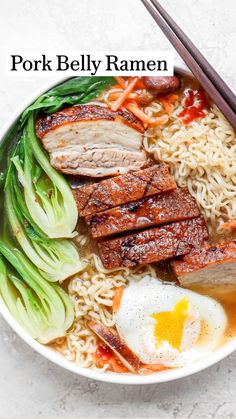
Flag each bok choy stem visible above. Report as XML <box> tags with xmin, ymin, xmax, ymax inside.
<box><xmin>5</xmin><ymin>172</ymin><xmax>86</xmax><ymax>281</ymax></box>
<box><xmin>14</xmin><ymin>120</ymin><xmax>78</xmax><ymax>239</ymax></box>
<box><xmin>0</xmin><ymin>76</ymin><xmax>116</xmax><ymax>342</ymax></box>
<box><xmin>0</xmin><ymin>247</ymin><xmax>74</xmax><ymax>343</ymax></box>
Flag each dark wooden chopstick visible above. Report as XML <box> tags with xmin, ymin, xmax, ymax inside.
<box><xmin>149</xmin><ymin>0</ymin><xmax>236</xmax><ymax>113</ymax></box>
<box><xmin>141</xmin><ymin>0</ymin><xmax>236</xmax><ymax>130</ymax></box>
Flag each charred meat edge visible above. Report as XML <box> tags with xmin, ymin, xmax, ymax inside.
<box><xmin>97</xmin><ymin>216</ymin><xmax>209</xmax><ymax>269</ymax></box>
<box><xmin>36</xmin><ymin>104</ymin><xmax>145</xmax><ymax>139</ymax></box>
<box><xmin>172</xmin><ymin>240</ymin><xmax>236</xmax><ymax>276</ymax></box>
<box><xmin>88</xmin><ymin>321</ymin><xmax>142</xmax><ymax>372</ymax></box>
<box><xmin>85</xmin><ymin>187</ymin><xmax>200</xmax><ymax>239</ymax></box>
<box><xmin>74</xmin><ymin>164</ymin><xmax>176</xmax><ymax>217</ymax></box>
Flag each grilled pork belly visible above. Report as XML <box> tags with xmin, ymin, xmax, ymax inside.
<box><xmin>172</xmin><ymin>240</ymin><xmax>236</xmax><ymax>285</ymax></box>
<box><xmin>98</xmin><ymin>216</ymin><xmax>208</xmax><ymax>269</ymax></box>
<box><xmin>86</xmin><ymin>188</ymin><xmax>200</xmax><ymax>239</ymax></box>
<box><xmin>36</xmin><ymin>104</ymin><xmax>146</xmax><ymax>177</ymax></box>
<box><xmin>74</xmin><ymin>164</ymin><xmax>176</xmax><ymax>217</ymax></box>
<box><xmin>88</xmin><ymin>321</ymin><xmax>142</xmax><ymax>373</ymax></box>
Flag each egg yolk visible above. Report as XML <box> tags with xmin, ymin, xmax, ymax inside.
<box><xmin>152</xmin><ymin>298</ymin><xmax>189</xmax><ymax>350</ymax></box>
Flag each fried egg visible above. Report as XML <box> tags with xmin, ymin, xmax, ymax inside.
<box><xmin>115</xmin><ymin>277</ymin><xmax>227</xmax><ymax>367</ymax></box>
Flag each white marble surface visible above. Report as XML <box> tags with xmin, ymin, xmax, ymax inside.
<box><xmin>0</xmin><ymin>0</ymin><xmax>236</xmax><ymax>417</ymax></box>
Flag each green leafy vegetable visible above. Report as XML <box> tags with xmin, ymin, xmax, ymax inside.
<box><xmin>17</xmin><ymin>76</ymin><xmax>115</xmax><ymax>238</ymax></box>
<box><xmin>0</xmin><ymin>247</ymin><xmax>74</xmax><ymax>344</ymax></box>
<box><xmin>10</xmin><ymin>118</ymin><xmax>78</xmax><ymax>239</ymax></box>
<box><xmin>0</xmin><ymin>76</ymin><xmax>115</xmax><ymax>342</ymax></box>
<box><xmin>0</xmin><ymin>122</ymin><xmax>19</xmax><ymax>192</ymax></box>
<box><xmin>5</xmin><ymin>163</ymin><xmax>86</xmax><ymax>281</ymax></box>
<box><xmin>20</xmin><ymin>76</ymin><xmax>115</xmax><ymax>126</ymax></box>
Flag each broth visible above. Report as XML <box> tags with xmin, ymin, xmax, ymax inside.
<box><xmin>188</xmin><ymin>284</ymin><xmax>236</xmax><ymax>341</ymax></box>
<box><xmin>1</xmin><ymin>74</ymin><xmax>236</xmax><ymax>375</ymax></box>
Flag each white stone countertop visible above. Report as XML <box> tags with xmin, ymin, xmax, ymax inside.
<box><xmin>0</xmin><ymin>0</ymin><xmax>236</xmax><ymax>417</ymax></box>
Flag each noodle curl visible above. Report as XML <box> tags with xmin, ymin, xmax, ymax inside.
<box><xmin>144</xmin><ymin>102</ymin><xmax>236</xmax><ymax>234</ymax></box>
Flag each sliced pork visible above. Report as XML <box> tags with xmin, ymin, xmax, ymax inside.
<box><xmin>36</xmin><ymin>104</ymin><xmax>146</xmax><ymax>177</ymax></box>
<box><xmin>172</xmin><ymin>240</ymin><xmax>236</xmax><ymax>286</ymax></box>
<box><xmin>88</xmin><ymin>321</ymin><xmax>142</xmax><ymax>373</ymax></box>
<box><xmin>74</xmin><ymin>164</ymin><xmax>176</xmax><ymax>217</ymax></box>
<box><xmin>98</xmin><ymin>217</ymin><xmax>208</xmax><ymax>269</ymax></box>
<box><xmin>86</xmin><ymin>188</ymin><xmax>200</xmax><ymax>239</ymax></box>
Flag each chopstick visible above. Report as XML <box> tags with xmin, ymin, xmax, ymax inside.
<box><xmin>141</xmin><ymin>0</ymin><xmax>236</xmax><ymax>130</ymax></box>
<box><xmin>149</xmin><ymin>0</ymin><xmax>236</xmax><ymax>113</ymax></box>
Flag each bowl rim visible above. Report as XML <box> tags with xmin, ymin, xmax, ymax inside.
<box><xmin>0</xmin><ymin>64</ymin><xmax>236</xmax><ymax>385</ymax></box>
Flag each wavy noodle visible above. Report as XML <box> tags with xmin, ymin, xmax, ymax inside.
<box><xmin>53</xmin><ymin>84</ymin><xmax>236</xmax><ymax>372</ymax></box>
<box><xmin>144</xmin><ymin>101</ymin><xmax>236</xmax><ymax>234</ymax></box>
<box><xmin>54</xmin><ymin>253</ymin><xmax>157</xmax><ymax>371</ymax></box>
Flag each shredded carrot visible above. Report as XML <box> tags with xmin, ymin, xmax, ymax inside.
<box><xmin>126</xmin><ymin>102</ymin><xmax>168</xmax><ymax>127</ymax></box>
<box><xmin>112</xmin><ymin>287</ymin><xmax>124</xmax><ymax>312</ymax></box>
<box><xmin>138</xmin><ymin>364</ymin><xmax>167</xmax><ymax>375</ymax></box>
<box><xmin>111</xmin><ymin>77</ymin><xmax>138</xmax><ymax>111</ymax></box>
<box><xmin>108</xmin><ymin>92</ymin><xmax>122</xmax><ymax>101</ymax></box>
<box><xmin>142</xmin><ymin>363</ymin><xmax>166</xmax><ymax>371</ymax></box>
<box><xmin>108</xmin><ymin>92</ymin><xmax>139</xmax><ymax>101</ymax></box>
<box><xmin>108</xmin><ymin>356</ymin><xmax>129</xmax><ymax>373</ymax></box>
<box><xmin>135</xmin><ymin>78</ymin><xmax>146</xmax><ymax>90</ymax></box>
<box><xmin>222</xmin><ymin>219</ymin><xmax>236</xmax><ymax>229</ymax></box>
<box><xmin>127</xmin><ymin>76</ymin><xmax>137</xmax><ymax>85</ymax></box>
<box><xmin>125</xmin><ymin>102</ymin><xmax>150</xmax><ymax>124</ymax></box>
<box><xmin>93</xmin><ymin>353</ymin><xmax>128</xmax><ymax>373</ymax></box>
<box><xmin>159</xmin><ymin>97</ymin><xmax>173</xmax><ymax>114</ymax></box>
<box><xmin>167</xmin><ymin>94</ymin><xmax>179</xmax><ymax>102</ymax></box>
<box><xmin>93</xmin><ymin>354</ymin><xmax>108</xmax><ymax>369</ymax></box>
<box><xmin>158</xmin><ymin>94</ymin><xmax>179</xmax><ymax>114</ymax></box>
<box><xmin>114</xmin><ymin>76</ymin><xmax>127</xmax><ymax>89</ymax></box>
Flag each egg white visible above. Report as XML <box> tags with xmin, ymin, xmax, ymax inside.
<box><xmin>115</xmin><ymin>277</ymin><xmax>227</xmax><ymax>367</ymax></box>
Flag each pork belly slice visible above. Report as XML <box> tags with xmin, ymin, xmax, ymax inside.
<box><xmin>86</xmin><ymin>188</ymin><xmax>200</xmax><ymax>239</ymax></box>
<box><xmin>36</xmin><ymin>104</ymin><xmax>146</xmax><ymax>177</ymax></box>
<box><xmin>74</xmin><ymin>164</ymin><xmax>176</xmax><ymax>217</ymax></box>
<box><xmin>36</xmin><ymin>104</ymin><xmax>144</xmax><ymax>138</ymax></box>
<box><xmin>172</xmin><ymin>240</ymin><xmax>236</xmax><ymax>286</ymax></box>
<box><xmin>98</xmin><ymin>216</ymin><xmax>208</xmax><ymax>269</ymax></box>
<box><xmin>51</xmin><ymin>148</ymin><xmax>147</xmax><ymax>177</ymax></box>
<box><xmin>88</xmin><ymin>321</ymin><xmax>142</xmax><ymax>372</ymax></box>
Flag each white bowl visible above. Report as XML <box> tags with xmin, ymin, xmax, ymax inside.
<box><xmin>1</xmin><ymin>66</ymin><xmax>236</xmax><ymax>385</ymax></box>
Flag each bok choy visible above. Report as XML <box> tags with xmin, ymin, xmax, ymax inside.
<box><xmin>15</xmin><ymin>77</ymin><xmax>115</xmax><ymax>239</ymax></box>
<box><xmin>18</xmin><ymin>76</ymin><xmax>115</xmax><ymax>238</ymax></box>
<box><xmin>0</xmin><ymin>246</ymin><xmax>74</xmax><ymax>344</ymax></box>
<box><xmin>5</xmin><ymin>125</ymin><xmax>85</xmax><ymax>282</ymax></box>
<box><xmin>5</xmin><ymin>161</ymin><xmax>85</xmax><ymax>281</ymax></box>
<box><xmin>12</xmin><ymin>117</ymin><xmax>78</xmax><ymax>239</ymax></box>
<box><xmin>0</xmin><ymin>76</ymin><xmax>116</xmax><ymax>340</ymax></box>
